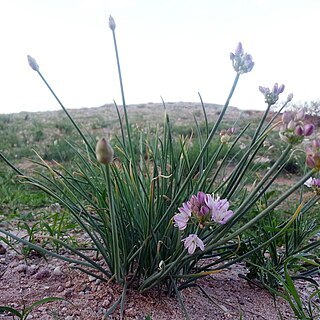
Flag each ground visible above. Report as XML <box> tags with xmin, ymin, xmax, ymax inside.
<box><xmin>0</xmin><ymin>243</ymin><xmax>297</xmax><ymax>320</ymax></box>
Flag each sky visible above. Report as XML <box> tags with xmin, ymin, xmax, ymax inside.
<box><xmin>0</xmin><ymin>0</ymin><xmax>319</xmax><ymax>114</ymax></box>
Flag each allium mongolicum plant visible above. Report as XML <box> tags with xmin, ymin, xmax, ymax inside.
<box><xmin>1</xmin><ymin>15</ymin><xmax>319</xmax><ymax>317</ymax></box>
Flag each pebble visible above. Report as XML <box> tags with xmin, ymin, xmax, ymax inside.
<box><xmin>0</xmin><ymin>244</ymin><xmax>6</xmax><ymax>255</ymax></box>
<box><xmin>64</xmin><ymin>289</ymin><xmax>73</xmax><ymax>299</ymax></box>
<box><xmin>9</xmin><ymin>261</ymin><xmax>19</xmax><ymax>268</ymax></box>
<box><xmin>15</xmin><ymin>264</ymin><xmax>28</xmax><ymax>273</ymax></box>
<box><xmin>88</xmin><ymin>275</ymin><xmax>96</xmax><ymax>282</ymax></box>
<box><xmin>53</xmin><ymin>266</ymin><xmax>63</xmax><ymax>276</ymax></box>
<box><xmin>57</xmin><ymin>285</ymin><xmax>64</xmax><ymax>293</ymax></box>
<box><xmin>65</xmin><ymin>281</ymin><xmax>73</xmax><ymax>288</ymax></box>
<box><xmin>27</xmin><ymin>265</ymin><xmax>38</xmax><ymax>275</ymax></box>
<box><xmin>65</xmin><ymin>316</ymin><xmax>73</xmax><ymax>320</ymax></box>
<box><xmin>35</xmin><ymin>269</ymin><xmax>50</xmax><ymax>280</ymax></box>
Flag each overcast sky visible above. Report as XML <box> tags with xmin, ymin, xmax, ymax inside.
<box><xmin>1</xmin><ymin>0</ymin><xmax>319</xmax><ymax>114</ymax></box>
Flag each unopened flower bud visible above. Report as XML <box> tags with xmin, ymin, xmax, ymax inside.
<box><xmin>27</xmin><ymin>55</ymin><xmax>39</xmax><ymax>71</ymax></box>
<box><xmin>220</xmin><ymin>134</ymin><xmax>230</xmax><ymax>144</ymax></box>
<box><xmin>287</xmin><ymin>120</ymin><xmax>296</xmax><ymax>131</ymax></box>
<box><xmin>95</xmin><ymin>138</ymin><xmax>114</xmax><ymax>164</ymax></box>
<box><xmin>235</xmin><ymin>42</ymin><xmax>243</xmax><ymax>56</ymax></box>
<box><xmin>304</xmin><ymin>124</ymin><xmax>314</xmax><ymax>136</ymax></box>
<box><xmin>295</xmin><ymin>125</ymin><xmax>304</xmax><ymax>136</ymax></box>
<box><xmin>306</xmin><ymin>155</ymin><xmax>316</xmax><ymax>168</ymax></box>
<box><xmin>282</xmin><ymin>111</ymin><xmax>293</xmax><ymax>124</ymax></box>
<box><xmin>287</xmin><ymin>93</ymin><xmax>293</xmax><ymax>102</ymax></box>
<box><xmin>272</xmin><ymin>83</ymin><xmax>279</xmax><ymax>95</ymax></box>
<box><xmin>313</xmin><ymin>139</ymin><xmax>320</xmax><ymax>149</ymax></box>
<box><xmin>278</xmin><ymin>84</ymin><xmax>285</xmax><ymax>94</ymax></box>
<box><xmin>109</xmin><ymin>15</ymin><xmax>116</xmax><ymax>30</ymax></box>
<box><xmin>295</xmin><ymin>108</ymin><xmax>305</xmax><ymax>121</ymax></box>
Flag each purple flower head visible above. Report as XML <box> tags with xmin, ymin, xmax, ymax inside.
<box><xmin>182</xmin><ymin>234</ymin><xmax>205</xmax><ymax>255</ymax></box>
<box><xmin>205</xmin><ymin>195</ymin><xmax>234</xmax><ymax>224</ymax></box>
<box><xmin>259</xmin><ymin>82</ymin><xmax>285</xmax><ymax>105</ymax></box>
<box><xmin>230</xmin><ymin>43</ymin><xmax>254</xmax><ymax>74</ymax></box>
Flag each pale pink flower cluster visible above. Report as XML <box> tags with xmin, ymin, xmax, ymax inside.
<box><xmin>173</xmin><ymin>192</ymin><xmax>234</xmax><ymax>254</ymax></box>
<box><xmin>279</xmin><ymin>108</ymin><xmax>314</xmax><ymax>144</ymax></box>
<box><xmin>304</xmin><ymin>177</ymin><xmax>320</xmax><ymax>188</ymax></box>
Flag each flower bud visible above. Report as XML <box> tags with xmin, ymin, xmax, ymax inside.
<box><xmin>282</xmin><ymin>111</ymin><xmax>293</xmax><ymax>124</ymax></box>
<box><xmin>313</xmin><ymin>139</ymin><xmax>320</xmax><ymax>149</ymax></box>
<box><xmin>295</xmin><ymin>108</ymin><xmax>305</xmax><ymax>122</ymax></box>
<box><xmin>259</xmin><ymin>86</ymin><xmax>267</xmax><ymax>94</ymax></box>
<box><xmin>272</xmin><ymin>83</ymin><xmax>279</xmax><ymax>95</ymax></box>
<box><xmin>27</xmin><ymin>55</ymin><xmax>39</xmax><ymax>71</ymax></box>
<box><xmin>287</xmin><ymin>93</ymin><xmax>293</xmax><ymax>102</ymax></box>
<box><xmin>109</xmin><ymin>15</ymin><xmax>116</xmax><ymax>31</ymax></box>
<box><xmin>304</xmin><ymin>124</ymin><xmax>314</xmax><ymax>136</ymax></box>
<box><xmin>235</xmin><ymin>42</ymin><xmax>243</xmax><ymax>56</ymax></box>
<box><xmin>95</xmin><ymin>138</ymin><xmax>114</xmax><ymax>164</ymax></box>
<box><xmin>295</xmin><ymin>125</ymin><xmax>304</xmax><ymax>136</ymax></box>
<box><xmin>287</xmin><ymin>120</ymin><xmax>296</xmax><ymax>131</ymax></box>
<box><xmin>278</xmin><ymin>84</ymin><xmax>285</xmax><ymax>94</ymax></box>
<box><xmin>306</xmin><ymin>155</ymin><xmax>316</xmax><ymax>168</ymax></box>
<box><xmin>220</xmin><ymin>134</ymin><xmax>230</xmax><ymax>144</ymax></box>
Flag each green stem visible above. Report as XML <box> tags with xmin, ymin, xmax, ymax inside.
<box><xmin>210</xmin><ymin>170</ymin><xmax>315</xmax><ymax>249</ymax></box>
<box><xmin>105</xmin><ymin>164</ymin><xmax>121</xmax><ymax>281</ymax></box>
<box><xmin>154</xmin><ymin>73</ymin><xmax>241</xmax><ymax>232</ymax></box>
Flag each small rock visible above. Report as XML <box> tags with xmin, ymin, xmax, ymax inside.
<box><xmin>0</xmin><ymin>244</ymin><xmax>6</xmax><ymax>255</ymax></box>
<box><xmin>53</xmin><ymin>266</ymin><xmax>63</xmax><ymax>276</ymax></box>
<box><xmin>9</xmin><ymin>261</ymin><xmax>19</xmax><ymax>268</ymax></box>
<box><xmin>15</xmin><ymin>264</ymin><xmax>28</xmax><ymax>273</ymax></box>
<box><xmin>125</xmin><ymin>307</ymin><xmax>136</xmax><ymax>317</ymax></box>
<box><xmin>65</xmin><ymin>281</ymin><xmax>73</xmax><ymax>288</ymax></box>
<box><xmin>27</xmin><ymin>265</ymin><xmax>38</xmax><ymax>275</ymax></box>
<box><xmin>57</xmin><ymin>285</ymin><xmax>64</xmax><ymax>293</ymax></box>
<box><xmin>64</xmin><ymin>289</ymin><xmax>73</xmax><ymax>299</ymax></box>
<box><xmin>35</xmin><ymin>269</ymin><xmax>50</xmax><ymax>280</ymax></box>
<box><xmin>65</xmin><ymin>316</ymin><xmax>73</xmax><ymax>320</ymax></box>
<box><xmin>88</xmin><ymin>275</ymin><xmax>96</xmax><ymax>282</ymax></box>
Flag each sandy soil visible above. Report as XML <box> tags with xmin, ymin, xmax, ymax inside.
<box><xmin>0</xmin><ymin>243</ymin><xmax>297</xmax><ymax>320</ymax></box>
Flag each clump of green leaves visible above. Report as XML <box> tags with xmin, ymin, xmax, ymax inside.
<box><xmin>0</xmin><ymin>16</ymin><xmax>319</xmax><ymax>319</ymax></box>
